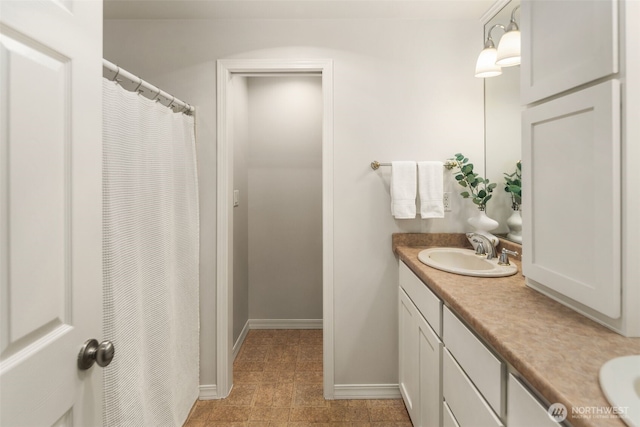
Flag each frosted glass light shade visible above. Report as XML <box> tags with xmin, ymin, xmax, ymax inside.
<box><xmin>496</xmin><ymin>30</ymin><xmax>521</xmax><ymax>66</ymax></box>
<box><xmin>475</xmin><ymin>47</ymin><xmax>502</xmax><ymax>78</ymax></box>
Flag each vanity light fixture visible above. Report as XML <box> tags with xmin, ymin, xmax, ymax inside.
<box><xmin>496</xmin><ymin>5</ymin><xmax>521</xmax><ymax>66</ymax></box>
<box><xmin>475</xmin><ymin>24</ymin><xmax>504</xmax><ymax>78</ymax></box>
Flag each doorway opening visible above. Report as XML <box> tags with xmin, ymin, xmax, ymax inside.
<box><xmin>216</xmin><ymin>60</ymin><xmax>334</xmax><ymax>399</ymax></box>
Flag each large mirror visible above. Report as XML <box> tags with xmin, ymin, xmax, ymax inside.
<box><xmin>484</xmin><ymin>0</ymin><xmax>522</xmax><ymax>242</ymax></box>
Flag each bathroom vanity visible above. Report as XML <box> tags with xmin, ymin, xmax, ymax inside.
<box><xmin>394</xmin><ymin>233</ymin><xmax>640</xmax><ymax>427</ymax></box>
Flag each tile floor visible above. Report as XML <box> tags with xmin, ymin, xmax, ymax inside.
<box><xmin>184</xmin><ymin>329</ymin><xmax>412</xmax><ymax>427</ymax></box>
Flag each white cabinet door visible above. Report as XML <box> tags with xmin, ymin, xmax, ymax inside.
<box><xmin>0</xmin><ymin>1</ymin><xmax>103</xmax><ymax>426</ymax></box>
<box><xmin>399</xmin><ymin>288</ymin><xmax>420</xmax><ymax>425</ymax></box>
<box><xmin>521</xmin><ymin>0</ymin><xmax>618</xmax><ymax>104</ymax></box>
<box><xmin>399</xmin><ymin>287</ymin><xmax>442</xmax><ymax>427</ymax></box>
<box><xmin>522</xmin><ymin>80</ymin><xmax>621</xmax><ymax>318</ymax></box>
<box><xmin>417</xmin><ymin>309</ymin><xmax>442</xmax><ymax>427</ymax></box>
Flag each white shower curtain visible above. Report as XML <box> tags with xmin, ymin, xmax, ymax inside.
<box><xmin>102</xmin><ymin>79</ymin><xmax>199</xmax><ymax>427</ymax></box>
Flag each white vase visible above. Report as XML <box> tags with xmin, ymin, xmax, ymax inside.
<box><xmin>467</xmin><ymin>208</ymin><xmax>499</xmax><ymax>247</ymax></box>
<box><xmin>506</xmin><ymin>206</ymin><xmax>523</xmax><ymax>243</ymax></box>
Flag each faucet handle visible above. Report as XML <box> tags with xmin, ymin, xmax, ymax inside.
<box><xmin>474</xmin><ymin>241</ymin><xmax>487</xmax><ymax>256</ymax></box>
<box><xmin>498</xmin><ymin>248</ymin><xmax>519</xmax><ymax>266</ymax></box>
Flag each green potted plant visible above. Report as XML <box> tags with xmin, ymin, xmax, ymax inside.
<box><xmin>504</xmin><ymin>160</ymin><xmax>522</xmax><ymax>210</ymax></box>
<box><xmin>448</xmin><ymin>153</ymin><xmax>499</xmax><ymax>244</ymax></box>
<box><xmin>449</xmin><ymin>153</ymin><xmax>497</xmax><ymax>211</ymax></box>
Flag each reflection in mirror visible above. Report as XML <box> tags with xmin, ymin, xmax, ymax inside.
<box><xmin>484</xmin><ymin>0</ymin><xmax>521</xmax><ymax>242</ymax></box>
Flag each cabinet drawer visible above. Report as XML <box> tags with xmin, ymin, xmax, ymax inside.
<box><xmin>508</xmin><ymin>374</ymin><xmax>560</xmax><ymax>427</ymax></box>
<box><xmin>443</xmin><ymin>349</ymin><xmax>503</xmax><ymax>427</ymax></box>
<box><xmin>399</xmin><ymin>261</ymin><xmax>442</xmax><ymax>336</ymax></box>
<box><xmin>443</xmin><ymin>306</ymin><xmax>503</xmax><ymax>415</ymax></box>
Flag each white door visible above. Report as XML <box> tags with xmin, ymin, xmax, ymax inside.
<box><xmin>0</xmin><ymin>0</ymin><xmax>104</xmax><ymax>426</ymax></box>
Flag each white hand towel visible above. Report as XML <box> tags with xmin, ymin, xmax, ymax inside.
<box><xmin>418</xmin><ymin>161</ymin><xmax>444</xmax><ymax>218</ymax></box>
<box><xmin>391</xmin><ymin>161</ymin><xmax>417</xmax><ymax>219</ymax></box>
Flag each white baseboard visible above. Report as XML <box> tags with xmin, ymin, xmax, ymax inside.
<box><xmin>333</xmin><ymin>384</ymin><xmax>401</xmax><ymax>400</ymax></box>
<box><xmin>248</xmin><ymin>319</ymin><xmax>323</xmax><ymax>329</ymax></box>
<box><xmin>233</xmin><ymin>320</ymin><xmax>250</xmax><ymax>360</ymax></box>
<box><xmin>198</xmin><ymin>384</ymin><xmax>219</xmax><ymax>400</ymax></box>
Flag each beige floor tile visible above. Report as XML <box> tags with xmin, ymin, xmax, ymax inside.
<box><xmin>299</xmin><ymin>329</ymin><xmax>323</xmax><ymax>341</ymax></box>
<box><xmin>188</xmin><ymin>400</ymin><xmax>220</xmax><ymax>421</ymax></box>
<box><xmin>294</xmin><ymin>371</ymin><xmax>323</xmax><ymax>383</ymax></box>
<box><xmin>260</xmin><ymin>370</ymin><xmax>281</xmax><ymax>383</ymax></box>
<box><xmin>222</xmin><ymin>384</ymin><xmax>258</xmax><ymax>406</ymax></box>
<box><xmin>264</xmin><ymin>360</ymin><xmax>295</xmax><ymax>372</ymax></box>
<box><xmin>295</xmin><ymin>360</ymin><xmax>323</xmax><ymax>372</ymax></box>
<box><xmin>253</xmin><ymin>384</ymin><xmax>277</xmax><ymax>407</ymax></box>
<box><xmin>235</xmin><ymin>360</ymin><xmax>267</xmax><ymax>372</ymax></box>
<box><xmin>369</xmin><ymin>422</ymin><xmax>413</xmax><ymax>427</ymax></box>
<box><xmin>182</xmin><ymin>420</ymin><xmax>208</xmax><ymax>427</ymax></box>
<box><xmin>237</xmin><ymin>346</ymin><xmax>270</xmax><ymax>362</ymax></box>
<box><xmin>272</xmin><ymin>382</ymin><xmax>295</xmax><ymax>407</ymax></box>
<box><xmin>266</xmin><ymin>345</ymin><xmax>298</xmax><ymax>362</ymax></box>
<box><xmin>293</xmin><ymin>383</ymin><xmax>329</xmax><ymax>407</ymax></box>
<box><xmin>277</xmin><ymin>370</ymin><xmax>296</xmax><ymax>383</ymax></box>
<box><xmin>286</xmin><ymin>422</ymin><xmax>330</xmax><ymax>427</ymax></box>
<box><xmin>249</xmin><ymin>407</ymin><xmax>291</xmax><ymax>422</ymax></box>
<box><xmin>329</xmin><ymin>400</ymin><xmax>369</xmax><ymax>409</ymax></box>
<box><xmin>205</xmin><ymin>423</ymin><xmax>249</xmax><ymax>427</ymax></box>
<box><xmin>368</xmin><ymin>406</ymin><xmax>411</xmax><ymax>423</ymax></box>
<box><xmin>208</xmin><ymin>406</ymin><xmax>253</xmax><ymax>422</ymax></box>
<box><xmin>235</xmin><ymin>371</ymin><xmax>266</xmax><ymax>384</ymax></box>
<box><xmin>185</xmin><ymin>330</ymin><xmax>412</xmax><ymax>427</ymax></box>
<box><xmin>328</xmin><ymin>406</ymin><xmax>370</xmax><ymax>422</ymax></box>
<box><xmin>365</xmin><ymin>399</ymin><xmax>405</xmax><ymax>408</ymax></box>
<box><xmin>289</xmin><ymin>407</ymin><xmax>332</xmax><ymax>423</ymax></box>
<box><xmin>297</xmin><ymin>345</ymin><xmax>323</xmax><ymax>361</ymax></box>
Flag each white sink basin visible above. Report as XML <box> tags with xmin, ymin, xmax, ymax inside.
<box><xmin>599</xmin><ymin>355</ymin><xmax>640</xmax><ymax>427</ymax></box>
<box><xmin>418</xmin><ymin>247</ymin><xmax>518</xmax><ymax>278</ymax></box>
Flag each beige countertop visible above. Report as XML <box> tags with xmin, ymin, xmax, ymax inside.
<box><xmin>393</xmin><ymin>233</ymin><xmax>640</xmax><ymax>427</ymax></box>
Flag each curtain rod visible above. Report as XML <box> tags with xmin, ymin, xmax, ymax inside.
<box><xmin>102</xmin><ymin>59</ymin><xmax>195</xmax><ymax>115</ymax></box>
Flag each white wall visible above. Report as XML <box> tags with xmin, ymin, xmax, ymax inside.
<box><xmin>232</xmin><ymin>76</ymin><xmax>250</xmax><ymax>342</ymax></box>
<box><xmin>247</xmin><ymin>76</ymin><xmax>323</xmax><ymax>320</ymax></box>
<box><xmin>104</xmin><ymin>17</ymin><xmax>485</xmax><ymax>391</ymax></box>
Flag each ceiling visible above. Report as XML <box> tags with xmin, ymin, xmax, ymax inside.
<box><xmin>103</xmin><ymin>0</ymin><xmax>495</xmax><ymax>21</ymax></box>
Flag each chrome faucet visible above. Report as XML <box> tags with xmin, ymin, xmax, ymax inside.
<box><xmin>466</xmin><ymin>232</ymin><xmax>497</xmax><ymax>260</ymax></box>
<box><xmin>498</xmin><ymin>248</ymin><xmax>519</xmax><ymax>266</ymax></box>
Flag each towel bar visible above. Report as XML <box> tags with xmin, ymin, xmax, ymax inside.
<box><xmin>371</xmin><ymin>160</ymin><xmax>457</xmax><ymax>170</ymax></box>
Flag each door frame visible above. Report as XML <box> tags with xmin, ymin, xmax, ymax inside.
<box><xmin>216</xmin><ymin>59</ymin><xmax>334</xmax><ymax>398</ymax></box>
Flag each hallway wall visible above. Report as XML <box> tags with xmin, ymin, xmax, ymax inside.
<box><xmin>232</xmin><ymin>77</ymin><xmax>250</xmax><ymax>343</ymax></box>
<box><xmin>247</xmin><ymin>77</ymin><xmax>323</xmax><ymax>321</ymax></box>
<box><xmin>104</xmin><ymin>16</ymin><xmax>485</xmax><ymax>392</ymax></box>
